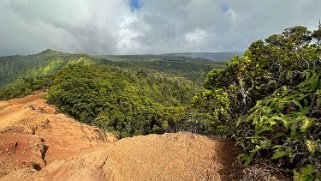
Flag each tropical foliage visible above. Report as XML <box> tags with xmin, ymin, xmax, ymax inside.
<box><xmin>46</xmin><ymin>65</ymin><xmax>199</xmax><ymax>138</ymax></box>
<box><xmin>195</xmin><ymin>25</ymin><xmax>321</xmax><ymax>179</ymax></box>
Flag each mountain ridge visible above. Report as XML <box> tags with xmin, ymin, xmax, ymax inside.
<box><xmin>161</xmin><ymin>51</ymin><xmax>243</xmax><ymax>61</ymax></box>
<box><xmin>1</xmin><ymin>49</ymin><xmax>240</xmax><ymax>62</ymax></box>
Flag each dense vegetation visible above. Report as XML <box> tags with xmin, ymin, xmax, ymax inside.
<box><xmin>0</xmin><ymin>77</ymin><xmax>51</xmax><ymax>100</ymax></box>
<box><xmin>0</xmin><ymin>62</ymin><xmax>201</xmax><ymax>138</ymax></box>
<box><xmin>46</xmin><ymin>65</ymin><xmax>198</xmax><ymax>137</ymax></box>
<box><xmin>95</xmin><ymin>55</ymin><xmax>225</xmax><ymax>85</ymax></box>
<box><xmin>0</xmin><ymin>50</ymin><xmax>223</xmax><ymax>88</ymax></box>
<box><xmin>0</xmin><ymin>49</ymin><xmax>94</xmax><ymax>87</ymax></box>
<box><xmin>195</xmin><ymin>26</ymin><xmax>321</xmax><ymax>179</ymax></box>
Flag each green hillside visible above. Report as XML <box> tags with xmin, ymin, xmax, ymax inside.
<box><xmin>95</xmin><ymin>55</ymin><xmax>224</xmax><ymax>85</ymax></box>
<box><xmin>0</xmin><ymin>49</ymin><xmax>94</xmax><ymax>87</ymax></box>
<box><xmin>0</xmin><ymin>50</ymin><xmax>214</xmax><ymax>138</ymax></box>
<box><xmin>0</xmin><ymin>63</ymin><xmax>201</xmax><ymax>138</ymax></box>
<box><xmin>0</xmin><ymin>50</ymin><xmax>223</xmax><ymax>87</ymax></box>
<box><xmin>47</xmin><ymin>65</ymin><xmax>199</xmax><ymax>138</ymax></box>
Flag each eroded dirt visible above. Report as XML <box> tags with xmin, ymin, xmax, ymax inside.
<box><xmin>0</xmin><ymin>92</ymin><xmax>116</xmax><ymax>180</ymax></box>
<box><xmin>34</xmin><ymin>133</ymin><xmax>239</xmax><ymax>181</ymax></box>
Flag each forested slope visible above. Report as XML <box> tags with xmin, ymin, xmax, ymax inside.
<box><xmin>0</xmin><ymin>48</ymin><xmax>224</xmax><ymax>138</ymax></box>
<box><xmin>46</xmin><ymin>65</ymin><xmax>199</xmax><ymax>138</ymax></box>
<box><xmin>0</xmin><ymin>49</ymin><xmax>93</xmax><ymax>87</ymax></box>
<box><xmin>194</xmin><ymin>26</ymin><xmax>321</xmax><ymax>179</ymax></box>
<box><xmin>95</xmin><ymin>54</ymin><xmax>225</xmax><ymax>84</ymax></box>
<box><xmin>0</xmin><ymin>50</ymin><xmax>223</xmax><ymax>88</ymax></box>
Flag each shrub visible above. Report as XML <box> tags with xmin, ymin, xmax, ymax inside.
<box><xmin>197</xmin><ymin>25</ymin><xmax>321</xmax><ymax>178</ymax></box>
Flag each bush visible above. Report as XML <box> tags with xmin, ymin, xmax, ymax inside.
<box><xmin>196</xmin><ymin>25</ymin><xmax>321</xmax><ymax>178</ymax></box>
<box><xmin>237</xmin><ymin>72</ymin><xmax>321</xmax><ymax>178</ymax></box>
<box><xmin>0</xmin><ymin>77</ymin><xmax>52</xmax><ymax>100</ymax></box>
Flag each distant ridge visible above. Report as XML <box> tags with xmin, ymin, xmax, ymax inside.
<box><xmin>161</xmin><ymin>52</ymin><xmax>243</xmax><ymax>62</ymax></box>
<box><xmin>2</xmin><ymin>50</ymin><xmax>242</xmax><ymax>62</ymax></box>
<box><xmin>36</xmin><ymin>49</ymin><xmax>70</xmax><ymax>56</ymax></box>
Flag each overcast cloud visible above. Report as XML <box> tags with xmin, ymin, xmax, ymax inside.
<box><xmin>0</xmin><ymin>0</ymin><xmax>320</xmax><ymax>56</ymax></box>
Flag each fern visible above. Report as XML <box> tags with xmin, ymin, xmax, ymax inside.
<box><xmin>294</xmin><ymin>165</ymin><xmax>317</xmax><ymax>181</ymax></box>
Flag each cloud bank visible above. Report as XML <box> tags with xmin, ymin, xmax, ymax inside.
<box><xmin>0</xmin><ymin>0</ymin><xmax>320</xmax><ymax>56</ymax></box>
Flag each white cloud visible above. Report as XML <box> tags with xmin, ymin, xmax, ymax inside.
<box><xmin>0</xmin><ymin>0</ymin><xmax>320</xmax><ymax>56</ymax></box>
<box><xmin>185</xmin><ymin>29</ymin><xmax>208</xmax><ymax>47</ymax></box>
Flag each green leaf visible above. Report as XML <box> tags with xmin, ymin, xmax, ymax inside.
<box><xmin>271</xmin><ymin>148</ymin><xmax>293</xmax><ymax>160</ymax></box>
<box><xmin>238</xmin><ymin>154</ymin><xmax>252</xmax><ymax>166</ymax></box>
<box><xmin>294</xmin><ymin>164</ymin><xmax>316</xmax><ymax>181</ymax></box>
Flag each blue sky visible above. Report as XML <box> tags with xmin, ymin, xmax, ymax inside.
<box><xmin>130</xmin><ymin>0</ymin><xmax>141</xmax><ymax>11</ymax></box>
<box><xmin>220</xmin><ymin>2</ymin><xmax>229</xmax><ymax>13</ymax></box>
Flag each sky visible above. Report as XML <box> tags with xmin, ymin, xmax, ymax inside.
<box><xmin>0</xmin><ymin>0</ymin><xmax>320</xmax><ymax>56</ymax></box>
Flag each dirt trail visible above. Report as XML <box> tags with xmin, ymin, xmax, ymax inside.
<box><xmin>34</xmin><ymin>133</ymin><xmax>239</xmax><ymax>181</ymax></box>
<box><xmin>0</xmin><ymin>93</ymin><xmax>46</xmax><ymax>130</ymax></box>
<box><xmin>0</xmin><ymin>92</ymin><xmax>287</xmax><ymax>181</ymax></box>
